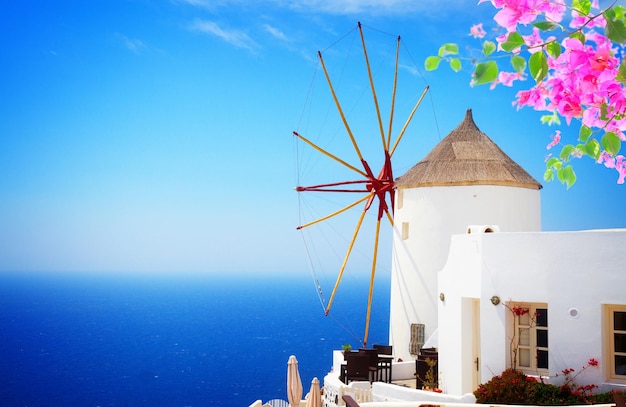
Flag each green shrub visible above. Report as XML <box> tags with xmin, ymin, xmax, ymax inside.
<box><xmin>473</xmin><ymin>369</ymin><xmax>625</xmax><ymax>405</ymax></box>
<box><xmin>588</xmin><ymin>390</ymin><xmax>626</xmax><ymax>404</ymax></box>
<box><xmin>525</xmin><ymin>381</ymin><xmax>581</xmax><ymax>405</ymax></box>
<box><xmin>474</xmin><ymin>369</ymin><xmax>537</xmax><ymax>404</ymax></box>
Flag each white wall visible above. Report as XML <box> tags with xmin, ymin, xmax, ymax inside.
<box><xmin>389</xmin><ymin>185</ymin><xmax>540</xmax><ymax>361</ymax></box>
<box><xmin>437</xmin><ymin>231</ymin><xmax>488</xmax><ymax>395</ymax></box>
<box><xmin>439</xmin><ymin>229</ymin><xmax>626</xmax><ymax>395</ymax></box>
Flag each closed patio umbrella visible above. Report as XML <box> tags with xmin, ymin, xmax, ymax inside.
<box><xmin>287</xmin><ymin>355</ymin><xmax>303</xmax><ymax>407</ymax></box>
<box><xmin>306</xmin><ymin>377</ymin><xmax>322</xmax><ymax>407</ymax></box>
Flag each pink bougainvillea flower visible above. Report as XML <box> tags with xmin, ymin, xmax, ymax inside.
<box><xmin>523</xmin><ymin>27</ymin><xmax>543</xmax><ymax>53</ymax></box>
<box><xmin>491</xmin><ymin>0</ymin><xmax>560</xmax><ymax>32</ymax></box>
<box><xmin>494</xmin><ymin>33</ymin><xmax>509</xmax><ymax>51</ymax></box>
<box><xmin>590</xmin><ymin>47</ymin><xmax>615</xmax><ymax>71</ymax></box>
<box><xmin>570</xmin><ymin>6</ymin><xmax>606</xmax><ymax>29</ymax></box>
<box><xmin>557</xmin><ymin>95</ymin><xmax>583</xmax><ymax>123</ymax></box>
<box><xmin>470</xmin><ymin>23</ymin><xmax>487</xmax><ymax>38</ymax></box>
<box><xmin>616</xmin><ymin>156</ymin><xmax>626</xmax><ymax>184</ymax></box>
<box><xmin>515</xmin><ymin>86</ymin><xmax>547</xmax><ymax>110</ymax></box>
<box><xmin>456</xmin><ymin>0</ymin><xmax>626</xmax><ymax>183</ymax></box>
<box><xmin>604</xmin><ymin>154</ymin><xmax>626</xmax><ymax>183</ymax></box>
<box><xmin>494</xmin><ymin>6</ymin><xmax>532</xmax><ymax>32</ymax></box>
<box><xmin>561</xmin><ymin>38</ymin><xmax>590</xmax><ymax>69</ymax></box>
<box><xmin>598</xmin><ymin>151</ymin><xmax>616</xmax><ymax>168</ymax></box>
<box><xmin>547</xmin><ymin>130</ymin><xmax>561</xmax><ymax>149</ymax></box>
<box><xmin>478</xmin><ymin>0</ymin><xmax>506</xmax><ymax>7</ymax></box>
<box><xmin>498</xmin><ymin>71</ymin><xmax>525</xmax><ymax>86</ymax></box>
<box><xmin>523</xmin><ymin>28</ymin><xmax>555</xmax><ymax>53</ymax></box>
<box><xmin>542</xmin><ymin>0</ymin><xmax>565</xmax><ymax>23</ymax></box>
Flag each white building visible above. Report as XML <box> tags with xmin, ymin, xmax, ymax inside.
<box><xmin>250</xmin><ymin>110</ymin><xmax>626</xmax><ymax>407</ymax></box>
<box><xmin>390</xmin><ymin>109</ymin><xmax>626</xmax><ymax>394</ymax></box>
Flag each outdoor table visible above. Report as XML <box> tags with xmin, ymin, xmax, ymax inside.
<box><xmin>377</xmin><ymin>354</ymin><xmax>393</xmax><ymax>383</ymax></box>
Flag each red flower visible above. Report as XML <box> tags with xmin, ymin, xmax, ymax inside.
<box><xmin>512</xmin><ymin>306</ymin><xmax>529</xmax><ymax>316</ymax></box>
<box><xmin>588</xmin><ymin>358</ymin><xmax>599</xmax><ymax>367</ymax></box>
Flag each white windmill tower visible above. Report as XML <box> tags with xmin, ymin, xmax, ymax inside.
<box><xmin>389</xmin><ymin>109</ymin><xmax>543</xmax><ymax>361</ymax></box>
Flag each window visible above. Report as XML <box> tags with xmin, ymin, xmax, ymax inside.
<box><xmin>606</xmin><ymin>304</ymin><xmax>626</xmax><ymax>382</ymax></box>
<box><xmin>397</xmin><ymin>188</ymin><xmax>404</xmax><ymax>209</ymax></box>
<box><xmin>402</xmin><ymin>222</ymin><xmax>409</xmax><ymax>240</ymax></box>
<box><xmin>409</xmin><ymin>323</ymin><xmax>425</xmax><ymax>356</ymax></box>
<box><xmin>511</xmin><ymin>303</ymin><xmax>548</xmax><ymax>374</ymax></box>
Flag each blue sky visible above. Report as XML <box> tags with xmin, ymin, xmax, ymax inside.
<box><xmin>1</xmin><ymin>0</ymin><xmax>625</xmax><ymax>274</ymax></box>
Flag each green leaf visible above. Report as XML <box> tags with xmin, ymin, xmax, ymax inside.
<box><xmin>533</xmin><ymin>21</ymin><xmax>559</xmax><ymax>31</ymax></box>
<box><xmin>615</xmin><ymin>5</ymin><xmax>626</xmax><ymax>19</ymax></box>
<box><xmin>605</xmin><ymin>9</ymin><xmax>626</xmax><ymax>44</ymax></box>
<box><xmin>600</xmin><ymin>103</ymin><xmax>609</xmax><ymax>121</ymax></box>
<box><xmin>543</xmin><ymin>168</ymin><xmax>555</xmax><ymax>182</ymax></box>
<box><xmin>605</xmin><ymin>7</ymin><xmax>616</xmax><ymax>19</ymax></box>
<box><xmin>560</xmin><ymin>144</ymin><xmax>575</xmax><ymax>161</ymax></box>
<box><xmin>482</xmin><ymin>41</ymin><xmax>496</xmax><ymax>56</ymax></box>
<box><xmin>540</xmin><ymin>111</ymin><xmax>560</xmax><ymax>126</ymax></box>
<box><xmin>425</xmin><ymin>56</ymin><xmax>441</xmax><ymax>71</ymax></box>
<box><xmin>572</xmin><ymin>0</ymin><xmax>591</xmax><ymax>16</ymax></box>
<box><xmin>529</xmin><ymin>51</ymin><xmax>548</xmax><ymax>82</ymax></box>
<box><xmin>557</xmin><ymin>165</ymin><xmax>576</xmax><ymax>189</ymax></box>
<box><xmin>501</xmin><ymin>32</ymin><xmax>525</xmax><ymax>52</ymax></box>
<box><xmin>582</xmin><ymin>139</ymin><xmax>601</xmax><ymax>160</ymax></box>
<box><xmin>617</xmin><ymin>60</ymin><xmax>626</xmax><ymax>84</ymax></box>
<box><xmin>579</xmin><ymin>125</ymin><xmax>592</xmax><ymax>142</ymax></box>
<box><xmin>545</xmin><ymin>41</ymin><xmax>561</xmax><ymax>59</ymax></box>
<box><xmin>449</xmin><ymin>58</ymin><xmax>461</xmax><ymax>72</ymax></box>
<box><xmin>511</xmin><ymin>55</ymin><xmax>526</xmax><ymax>73</ymax></box>
<box><xmin>438</xmin><ymin>43</ymin><xmax>459</xmax><ymax>57</ymax></box>
<box><xmin>472</xmin><ymin>61</ymin><xmax>498</xmax><ymax>86</ymax></box>
<box><xmin>546</xmin><ymin>156</ymin><xmax>561</xmax><ymax>169</ymax></box>
<box><xmin>569</xmin><ymin>31</ymin><xmax>585</xmax><ymax>43</ymax></box>
<box><xmin>601</xmin><ymin>131</ymin><xmax>622</xmax><ymax>156</ymax></box>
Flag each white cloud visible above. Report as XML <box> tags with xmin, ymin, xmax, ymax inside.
<box><xmin>263</xmin><ymin>23</ymin><xmax>288</xmax><ymax>41</ymax></box>
<box><xmin>189</xmin><ymin>20</ymin><xmax>258</xmax><ymax>50</ymax></box>
<box><xmin>176</xmin><ymin>0</ymin><xmax>468</xmax><ymax>17</ymax></box>
<box><xmin>277</xmin><ymin>0</ymin><xmax>468</xmax><ymax>16</ymax></box>
<box><xmin>179</xmin><ymin>0</ymin><xmax>209</xmax><ymax>5</ymax></box>
<box><xmin>173</xmin><ymin>0</ymin><xmax>212</xmax><ymax>8</ymax></box>
<box><xmin>115</xmin><ymin>33</ymin><xmax>147</xmax><ymax>54</ymax></box>
<box><xmin>399</xmin><ymin>62</ymin><xmax>419</xmax><ymax>76</ymax></box>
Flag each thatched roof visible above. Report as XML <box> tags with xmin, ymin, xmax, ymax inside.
<box><xmin>395</xmin><ymin>109</ymin><xmax>542</xmax><ymax>190</ymax></box>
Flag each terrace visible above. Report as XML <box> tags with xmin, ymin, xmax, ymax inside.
<box><xmin>322</xmin><ymin>349</ymin><xmax>477</xmax><ymax>407</ymax></box>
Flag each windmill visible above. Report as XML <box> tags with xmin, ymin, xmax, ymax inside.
<box><xmin>294</xmin><ymin>22</ymin><xmax>428</xmax><ymax>347</ymax></box>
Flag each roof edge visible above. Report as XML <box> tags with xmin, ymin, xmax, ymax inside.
<box><xmin>396</xmin><ymin>180</ymin><xmax>543</xmax><ymax>190</ymax></box>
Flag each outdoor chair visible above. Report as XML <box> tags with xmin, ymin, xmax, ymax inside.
<box><xmin>373</xmin><ymin>344</ymin><xmax>392</xmax><ymax>355</ymax></box>
<box><xmin>373</xmin><ymin>344</ymin><xmax>393</xmax><ymax>383</ymax></box>
<box><xmin>358</xmin><ymin>348</ymin><xmax>380</xmax><ymax>382</ymax></box>
<box><xmin>344</xmin><ymin>353</ymin><xmax>371</xmax><ymax>384</ymax></box>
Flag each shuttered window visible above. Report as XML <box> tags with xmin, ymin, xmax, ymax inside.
<box><xmin>511</xmin><ymin>303</ymin><xmax>549</xmax><ymax>374</ymax></box>
<box><xmin>606</xmin><ymin>304</ymin><xmax>626</xmax><ymax>383</ymax></box>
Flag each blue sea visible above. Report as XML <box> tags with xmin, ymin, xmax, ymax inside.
<box><xmin>0</xmin><ymin>271</ymin><xmax>390</xmax><ymax>407</ymax></box>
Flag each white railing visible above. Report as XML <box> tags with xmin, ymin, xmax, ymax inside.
<box><xmin>320</xmin><ymin>367</ymin><xmax>617</xmax><ymax>407</ymax></box>
<box><xmin>323</xmin><ymin>372</ymin><xmax>373</xmax><ymax>407</ymax></box>
<box><xmin>356</xmin><ymin>404</ymin><xmax>616</xmax><ymax>407</ymax></box>
<box><xmin>371</xmin><ymin>382</ymin><xmax>475</xmax><ymax>404</ymax></box>
<box><xmin>248</xmin><ymin>399</ymin><xmax>290</xmax><ymax>407</ymax></box>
